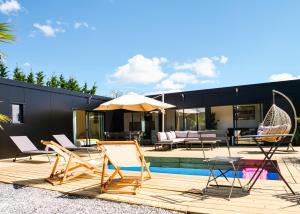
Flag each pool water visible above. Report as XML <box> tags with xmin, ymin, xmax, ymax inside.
<box><xmin>107</xmin><ymin>165</ymin><xmax>280</xmax><ymax>180</ymax></box>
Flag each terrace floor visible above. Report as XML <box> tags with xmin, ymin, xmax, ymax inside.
<box><xmin>0</xmin><ymin>146</ymin><xmax>300</xmax><ymax>214</ymax></box>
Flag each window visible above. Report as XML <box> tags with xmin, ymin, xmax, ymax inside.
<box><xmin>12</xmin><ymin>104</ymin><xmax>24</xmax><ymax>124</ymax></box>
<box><xmin>164</xmin><ymin>109</ymin><xmax>176</xmax><ymax>131</ymax></box>
<box><xmin>237</xmin><ymin>105</ymin><xmax>255</xmax><ymax>120</ymax></box>
<box><xmin>175</xmin><ymin>108</ymin><xmax>206</xmax><ymax>131</ymax></box>
<box><xmin>124</xmin><ymin>112</ymin><xmax>144</xmax><ymax>131</ymax></box>
<box><xmin>185</xmin><ymin>108</ymin><xmax>206</xmax><ymax>130</ymax></box>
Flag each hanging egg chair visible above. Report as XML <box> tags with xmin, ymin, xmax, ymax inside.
<box><xmin>258</xmin><ymin>90</ymin><xmax>297</xmax><ymax>145</ymax></box>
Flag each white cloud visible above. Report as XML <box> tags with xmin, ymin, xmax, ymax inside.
<box><xmin>174</xmin><ymin>56</ymin><xmax>228</xmax><ymax>77</ymax></box>
<box><xmin>73</xmin><ymin>21</ymin><xmax>96</xmax><ymax>30</ymax></box>
<box><xmin>0</xmin><ymin>0</ymin><xmax>21</xmax><ymax>15</ymax></box>
<box><xmin>269</xmin><ymin>73</ymin><xmax>300</xmax><ymax>82</ymax></box>
<box><xmin>168</xmin><ymin>72</ymin><xmax>198</xmax><ymax>84</ymax></box>
<box><xmin>156</xmin><ymin>79</ymin><xmax>184</xmax><ymax>92</ymax></box>
<box><xmin>33</xmin><ymin>23</ymin><xmax>65</xmax><ymax>37</ymax></box>
<box><xmin>155</xmin><ymin>72</ymin><xmax>199</xmax><ymax>92</ymax></box>
<box><xmin>23</xmin><ymin>62</ymin><xmax>31</xmax><ymax>67</ymax></box>
<box><xmin>174</xmin><ymin>57</ymin><xmax>217</xmax><ymax>77</ymax></box>
<box><xmin>111</xmin><ymin>54</ymin><xmax>167</xmax><ymax>84</ymax></box>
<box><xmin>219</xmin><ymin>55</ymin><xmax>228</xmax><ymax>64</ymax></box>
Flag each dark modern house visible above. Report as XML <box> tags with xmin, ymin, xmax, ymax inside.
<box><xmin>0</xmin><ymin>77</ymin><xmax>299</xmax><ymax>159</ymax></box>
<box><xmin>0</xmin><ymin>78</ymin><xmax>111</xmax><ymax>159</ymax></box>
<box><xmin>123</xmin><ymin>80</ymin><xmax>300</xmax><ymax>144</ymax></box>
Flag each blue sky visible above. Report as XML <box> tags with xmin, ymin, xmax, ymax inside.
<box><xmin>1</xmin><ymin>0</ymin><xmax>300</xmax><ymax>97</ymax></box>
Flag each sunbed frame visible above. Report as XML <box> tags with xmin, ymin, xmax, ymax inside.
<box><xmin>41</xmin><ymin>140</ymin><xmax>102</xmax><ymax>185</ymax></box>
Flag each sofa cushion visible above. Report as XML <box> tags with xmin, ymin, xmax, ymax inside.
<box><xmin>166</xmin><ymin>132</ymin><xmax>175</xmax><ymax>140</ymax></box>
<box><xmin>187</xmin><ymin>131</ymin><xmax>199</xmax><ymax>138</ymax></box>
<box><xmin>184</xmin><ymin>137</ymin><xmax>199</xmax><ymax>141</ymax></box>
<box><xmin>175</xmin><ymin>131</ymin><xmax>188</xmax><ymax>138</ymax></box>
<box><xmin>173</xmin><ymin>138</ymin><xmax>185</xmax><ymax>143</ymax></box>
<box><xmin>157</xmin><ymin>132</ymin><xmax>168</xmax><ymax>141</ymax></box>
<box><xmin>170</xmin><ymin>131</ymin><xmax>176</xmax><ymax>139</ymax></box>
<box><xmin>201</xmin><ymin>134</ymin><xmax>216</xmax><ymax>138</ymax></box>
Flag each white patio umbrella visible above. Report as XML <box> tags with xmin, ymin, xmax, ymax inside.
<box><xmin>94</xmin><ymin>92</ymin><xmax>175</xmax><ymax>131</ymax></box>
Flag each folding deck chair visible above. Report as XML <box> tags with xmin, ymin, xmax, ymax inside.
<box><xmin>200</xmin><ymin>131</ymin><xmax>244</xmax><ymax>200</ymax></box>
<box><xmin>52</xmin><ymin>134</ymin><xmax>99</xmax><ymax>158</ymax></box>
<box><xmin>10</xmin><ymin>136</ymin><xmax>55</xmax><ymax>162</ymax></box>
<box><xmin>41</xmin><ymin>140</ymin><xmax>102</xmax><ymax>185</ymax></box>
<box><xmin>96</xmin><ymin>140</ymin><xmax>152</xmax><ymax>194</ymax></box>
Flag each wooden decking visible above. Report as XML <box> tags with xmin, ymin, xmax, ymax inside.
<box><xmin>0</xmin><ymin>146</ymin><xmax>300</xmax><ymax>213</ymax></box>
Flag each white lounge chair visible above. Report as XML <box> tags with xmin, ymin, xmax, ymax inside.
<box><xmin>96</xmin><ymin>140</ymin><xmax>151</xmax><ymax>194</ymax></box>
<box><xmin>10</xmin><ymin>136</ymin><xmax>55</xmax><ymax>162</ymax></box>
<box><xmin>41</xmin><ymin>140</ymin><xmax>102</xmax><ymax>185</ymax></box>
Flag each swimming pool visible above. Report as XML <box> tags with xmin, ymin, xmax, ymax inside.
<box><xmin>107</xmin><ymin>156</ymin><xmax>280</xmax><ymax>181</ymax></box>
<box><xmin>107</xmin><ymin>165</ymin><xmax>280</xmax><ymax>180</ymax></box>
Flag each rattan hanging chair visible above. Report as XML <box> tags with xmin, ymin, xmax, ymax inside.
<box><xmin>258</xmin><ymin>90</ymin><xmax>296</xmax><ymax>146</ymax></box>
<box><xmin>258</xmin><ymin>104</ymin><xmax>291</xmax><ymax>142</ymax></box>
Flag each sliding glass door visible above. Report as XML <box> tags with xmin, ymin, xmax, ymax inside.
<box><xmin>73</xmin><ymin>110</ymin><xmax>104</xmax><ymax>146</ymax></box>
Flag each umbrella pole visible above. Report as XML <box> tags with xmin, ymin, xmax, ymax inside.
<box><xmin>162</xmin><ymin>93</ymin><xmax>165</xmax><ymax>132</ymax></box>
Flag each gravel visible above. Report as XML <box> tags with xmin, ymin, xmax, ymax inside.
<box><xmin>0</xmin><ymin>183</ymin><xmax>180</xmax><ymax>214</ymax></box>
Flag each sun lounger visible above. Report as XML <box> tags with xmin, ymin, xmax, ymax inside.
<box><xmin>41</xmin><ymin>140</ymin><xmax>102</xmax><ymax>185</ymax></box>
<box><xmin>52</xmin><ymin>134</ymin><xmax>99</xmax><ymax>158</ymax></box>
<box><xmin>96</xmin><ymin>140</ymin><xmax>151</xmax><ymax>194</ymax></box>
<box><xmin>10</xmin><ymin>136</ymin><xmax>55</xmax><ymax>162</ymax></box>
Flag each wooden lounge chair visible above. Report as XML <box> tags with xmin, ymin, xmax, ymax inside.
<box><xmin>10</xmin><ymin>136</ymin><xmax>55</xmax><ymax>162</ymax></box>
<box><xmin>96</xmin><ymin>140</ymin><xmax>151</xmax><ymax>194</ymax></box>
<box><xmin>52</xmin><ymin>134</ymin><xmax>99</xmax><ymax>158</ymax></box>
<box><xmin>41</xmin><ymin>140</ymin><xmax>102</xmax><ymax>185</ymax></box>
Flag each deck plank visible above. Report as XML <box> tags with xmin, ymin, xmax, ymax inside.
<box><xmin>0</xmin><ymin>146</ymin><xmax>299</xmax><ymax>213</ymax></box>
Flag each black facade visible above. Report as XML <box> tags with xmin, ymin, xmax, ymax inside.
<box><xmin>1</xmin><ymin>77</ymin><xmax>300</xmax><ymax>159</ymax></box>
<box><xmin>0</xmin><ymin>78</ymin><xmax>111</xmax><ymax>159</ymax></box>
<box><xmin>156</xmin><ymin>80</ymin><xmax>300</xmax><ymax>112</ymax></box>
<box><xmin>149</xmin><ymin>80</ymin><xmax>300</xmax><ymax>134</ymax></box>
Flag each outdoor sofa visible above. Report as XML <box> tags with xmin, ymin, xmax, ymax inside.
<box><xmin>155</xmin><ymin>130</ymin><xmax>223</xmax><ymax>150</ymax></box>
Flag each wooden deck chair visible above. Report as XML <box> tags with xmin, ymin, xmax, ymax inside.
<box><xmin>41</xmin><ymin>140</ymin><xmax>102</xmax><ymax>185</ymax></box>
<box><xmin>96</xmin><ymin>140</ymin><xmax>151</xmax><ymax>194</ymax></box>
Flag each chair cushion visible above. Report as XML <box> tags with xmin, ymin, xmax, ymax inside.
<box><xmin>175</xmin><ymin>131</ymin><xmax>188</xmax><ymax>138</ymax></box>
<box><xmin>166</xmin><ymin>132</ymin><xmax>175</xmax><ymax>140</ymax></box>
<box><xmin>187</xmin><ymin>131</ymin><xmax>199</xmax><ymax>138</ymax></box>
<box><xmin>257</xmin><ymin>124</ymin><xmax>290</xmax><ymax>142</ymax></box>
<box><xmin>157</xmin><ymin>132</ymin><xmax>168</xmax><ymax>141</ymax></box>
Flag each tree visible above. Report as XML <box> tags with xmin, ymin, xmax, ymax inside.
<box><xmin>36</xmin><ymin>71</ymin><xmax>45</xmax><ymax>85</ymax></box>
<box><xmin>26</xmin><ymin>71</ymin><xmax>35</xmax><ymax>84</ymax></box>
<box><xmin>81</xmin><ymin>82</ymin><xmax>89</xmax><ymax>93</ymax></box>
<box><xmin>59</xmin><ymin>74</ymin><xmax>67</xmax><ymax>89</ymax></box>
<box><xmin>13</xmin><ymin>66</ymin><xmax>26</xmax><ymax>81</ymax></box>
<box><xmin>0</xmin><ymin>62</ymin><xmax>9</xmax><ymax>78</ymax></box>
<box><xmin>0</xmin><ymin>23</ymin><xmax>15</xmax><ymax>43</ymax></box>
<box><xmin>67</xmin><ymin>77</ymin><xmax>80</xmax><ymax>92</ymax></box>
<box><xmin>0</xmin><ymin>114</ymin><xmax>10</xmax><ymax>130</ymax></box>
<box><xmin>111</xmin><ymin>90</ymin><xmax>124</xmax><ymax>98</ymax></box>
<box><xmin>46</xmin><ymin>74</ymin><xmax>59</xmax><ymax>88</ymax></box>
<box><xmin>89</xmin><ymin>83</ymin><xmax>97</xmax><ymax>95</ymax></box>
